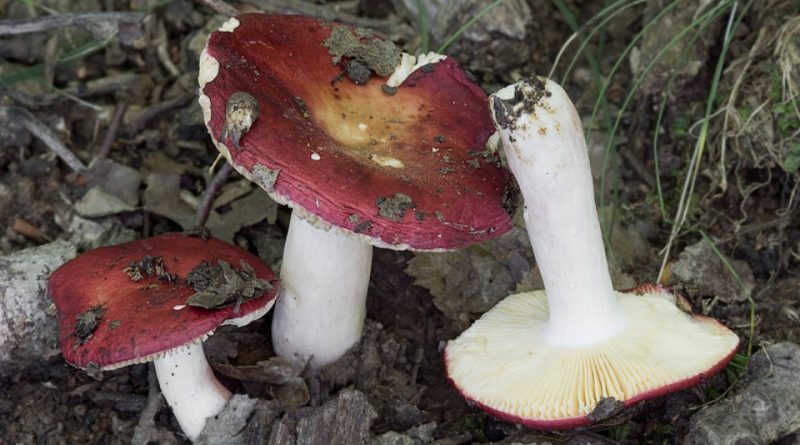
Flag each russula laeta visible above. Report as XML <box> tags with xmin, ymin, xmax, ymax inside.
<box><xmin>444</xmin><ymin>78</ymin><xmax>740</xmax><ymax>428</ymax></box>
<box><xmin>198</xmin><ymin>14</ymin><xmax>515</xmax><ymax>367</ymax></box>
<box><xmin>49</xmin><ymin>233</ymin><xmax>278</xmax><ymax>440</ymax></box>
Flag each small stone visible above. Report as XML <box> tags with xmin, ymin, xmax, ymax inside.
<box><xmin>671</xmin><ymin>239</ymin><xmax>755</xmax><ymax>302</ymax></box>
<box><xmin>685</xmin><ymin>342</ymin><xmax>800</xmax><ymax>444</ymax></box>
<box><xmin>73</xmin><ymin>404</ymin><xmax>88</xmax><ymax>417</ymax></box>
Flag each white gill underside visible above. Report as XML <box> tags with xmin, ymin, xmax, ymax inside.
<box><xmin>445</xmin><ymin>289</ymin><xmax>739</xmax><ymax>422</ymax></box>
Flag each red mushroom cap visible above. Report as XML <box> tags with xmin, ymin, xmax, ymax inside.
<box><xmin>49</xmin><ymin>233</ymin><xmax>278</xmax><ymax>370</ymax></box>
<box><xmin>199</xmin><ymin>14</ymin><xmax>515</xmax><ymax>250</ymax></box>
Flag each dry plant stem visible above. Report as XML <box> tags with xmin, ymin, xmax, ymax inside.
<box><xmin>95</xmin><ymin>103</ymin><xmax>128</xmax><ymax>160</ymax></box>
<box><xmin>0</xmin><ymin>12</ymin><xmax>144</xmax><ymax>35</ymax></box>
<box><xmin>195</xmin><ymin>162</ymin><xmax>233</xmax><ymax>227</ymax></box>
<box><xmin>492</xmin><ymin>78</ymin><xmax>625</xmax><ymax>345</ymax></box>
<box><xmin>153</xmin><ymin>342</ymin><xmax>232</xmax><ymax>440</ymax></box>
<box><xmin>196</xmin><ymin>0</ymin><xmax>239</xmax><ymax>17</ymax></box>
<box><xmin>43</xmin><ymin>32</ymin><xmax>61</xmax><ymax>88</ymax></box>
<box><xmin>272</xmin><ymin>212</ymin><xmax>373</xmax><ymax>368</ymax></box>
<box><xmin>7</xmin><ymin>73</ymin><xmax>144</xmax><ymax>108</ymax></box>
<box><xmin>718</xmin><ymin>26</ymin><xmax>769</xmax><ymax>193</ymax></box>
<box><xmin>619</xmin><ymin>146</ymin><xmax>655</xmax><ymax>188</ymax></box>
<box><xmin>131</xmin><ymin>363</ymin><xmax>165</xmax><ymax>445</ymax></box>
<box><xmin>125</xmin><ymin>93</ymin><xmax>193</xmax><ymax>135</ymax></box>
<box><xmin>1</xmin><ymin>106</ymin><xmax>87</xmax><ymax>172</ymax></box>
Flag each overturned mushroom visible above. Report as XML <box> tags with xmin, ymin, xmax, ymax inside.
<box><xmin>444</xmin><ymin>78</ymin><xmax>739</xmax><ymax>428</ymax></box>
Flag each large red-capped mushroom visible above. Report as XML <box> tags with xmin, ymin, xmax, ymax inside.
<box><xmin>198</xmin><ymin>14</ymin><xmax>516</xmax><ymax>367</ymax></box>
<box><xmin>49</xmin><ymin>233</ymin><xmax>278</xmax><ymax>440</ymax></box>
<box><xmin>444</xmin><ymin>78</ymin><xmax>740</xmax><ymax>428</ymax></box>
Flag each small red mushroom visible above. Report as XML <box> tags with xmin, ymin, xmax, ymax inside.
<box><xmin>198</xmin><ymin>14</ymin><xmax>516</xmax><ymax>367</ymax></box>
<box><xmin>444</xmin><ymin>78</ymin><xmax>740</xmax><ymax>428</ymax></box>
<box><xmin>49</xmin><ymin>233</ymin><xmax>278</xmax><ymax>440</ymax></box>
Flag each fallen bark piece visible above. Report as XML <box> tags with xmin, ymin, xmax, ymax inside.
<box><xmin>195</xmin><ymin>395</ymin><xmax>280</xmax><ymax>445</ymax></box>
<box><xmin>295</xmin><ymin>389</ymin><xmax>377</xmax><ymax>445</ymax></box>
<box><xmin>0</xmin><ymin>240</ymin><xmax>76</xmax><ymax>375</ymax></box>
<box><xmin>371</xmin><ymin>422</ymin><xmax>435</xmax><ymax>445</ymax></box>
<box><xmin>685</xmin><ymin>342</ymin><xmax>800</xmax><ymax>444</ymax></box>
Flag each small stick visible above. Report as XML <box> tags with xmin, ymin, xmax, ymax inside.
<box><xmin>619</xmin><ymin>147</ymin><xmax>655</xmax><ymax>189</ymax></box>
<box><xmin>7</xmin><ymin>73</ymin><xmax>144</xmax><ymax>108</ymax></box>
<box><xmin>131</xmin><ymin>364</ymin><xmax>166</xmax><ymax>445</ymax></box>
<box><xmin>95</xmin><ymin>102</ymin><xmax>128</xmax><ymax>160</ymax></box>
<box><xmin>1</xmin><ymin>106</ymin><xmax>87</xmax><ymax>172</ymax></box>
<box><xmin>195</xmin><ymin>162</ymin><xmax>233</xmax><ymax>227</ymax></box>
<box><xmin>0</xmin><ymin>12</ymin><xmax>144</xmax><ymax>35</ymax></box>
<box><xmin>196</xmin><ymin>0</ymin><xmax>239</xmax><ymax>17</ymax></box>
<box><xmin>125</xmin><ymin>93</ymin><xmax>192</xmax><ymax>135</ymax></box>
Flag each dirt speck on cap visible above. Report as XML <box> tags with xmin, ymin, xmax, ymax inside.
<box><xmin>293</xmin><ymin>96</ymin><xmax>310</xmax><ymax>119</ymax></box>
<box><xmin>348</xmin><ymin>214</ymin><xmax>374</xmax><ymax>233</ymax></box>
<box><xmin>252</xmin><ymin>164</ymin><xmax>281</xmax><ymax>192</ymax></box>
<box><xmin>75</xmin><ymin>306</ymin><xmax>106</xmax><ymax>345</ymax></box>
<box><xmin>221</xmin><ymin>91</ymin><xmax>260</xmax><ymax>150</ymax></box>
<box><xmin>375</xmin><ymin>193</ymin><xmax>414</xmax><ymax>221</ymax></box>
<box><xmin>382</xmin><ymin>84</ymin><xmax>397</xmax><ymax>95</ymax></box>
<box><xmin>345</xmin><ymin>60</ymin><xmax>371</xmax><ymax>85</ymax></box>
<box><xmin>123</xmin><ymin>255</ymin><xmax>176</xmax><ymax>284</ymax></box>
<box><xmin>323</xmin><ymin>24</ymin><xmax>400</xmax><ymax>77</ymax></box>
<box><xmin>185</xmin><ymin>259</ymin><xmax>273</xmax><ymax>311</ymax></box>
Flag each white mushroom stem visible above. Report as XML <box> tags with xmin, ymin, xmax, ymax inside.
<box><xmin>153</xmin><ymin>342</ymin><xmax>231</xmax><ymax>441</ymax></box>
<box><xmin>490</xmin><ymin>77</ymin><xmax>626</xmax><ymax>346</ymax></box>
<box><xmin>272</xmin><ymin>211</ymin><xmax>373</xmax><ymax>368</ymax></box>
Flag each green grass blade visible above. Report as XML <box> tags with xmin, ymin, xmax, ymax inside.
<box><xmin>415</xmin><ymin>0</ymin><xmax>430</xmax><ymax>53</ymax></box>
<box><xmin>657</xmin><ymin>0</ymin><xmax>752</xmax><ymax>282</ymax></box>
<box><xmin>595</xmin><ymin>0</ymin><xmax>733</xmax><ymax>241</ymax></box>
<box><xmin>0</xmin><ymin>34</ymin><xmax>114</xmax><ymax>87</ymax></box>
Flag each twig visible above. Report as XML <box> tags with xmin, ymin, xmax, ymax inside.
<box><xmin>6</xmin><ymin>73</ymin><xmax>145</xmax><ymax>108</ymax></box>
<box><xmin>95</xmin><ymin>102</ymin><xmax>128</xmax><ymax>160</ymax></box>
<box><xmin>0</xmin><ymin>12</ymin><xmax>144</xmax><ymax>35</ymax></box>
<box><xmin>131</xmin><ymin>364</ymin><xmax>165</xmax><ymax>445</ymax></box>
<box><xmin>196</xmin><ymin>0</ymin><xmax>239</xmax><ymax>17</ymax></box>
<box><xmin>156</xmin><ymin>41</ymin><xmax>180</xmax><ymax>77</ymax></box>
<box><xmin>619</xmin><ymin>147</ymin><xmax>655</xmax><ymax>188</ymax></box>
<box><xmin>195</xmin><ymin>162</ymin><xmax>233</xmax><ymax>227</ymax></box>
<box><xmin>1</xmin><ymin>106</ymin><xmax>87</xmax><ymax>172</ymax></box>
<box><xmin>124</xmin><ymin>93</ymin><xmax>193</xmax><ymax>135</ymax></box>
